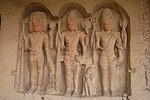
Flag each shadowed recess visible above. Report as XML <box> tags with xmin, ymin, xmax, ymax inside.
<box><xmin>0</xmin><ymin>15</ymin><xmax>1</xmax><ymax>29</ymax></box>
<box><xmin>23</xmin><ymin>2</ymin><xmax>59</xmax><ymax>20</ymax></box>
<box><xmin>59</xmin><ymin>2</ymin><xmax>91</xmax><ymax>18</ymax></box>
<box><xmin>93</xmin><ymin>1</ymin><xmax>129</xmax><ymax>20</ymax></box>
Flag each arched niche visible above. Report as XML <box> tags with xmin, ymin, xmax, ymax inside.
<box><xmin>21</xmin><ymin>2</ymin><xmax>59</xmax><ymax>38</ymax></box>
<box><xmin>59</xmin><ymin>2</ymin><xmax>91</xmax><ymax>31</ymax></box>
<box><xmin>92</xmin><ymin>1</ymin><xmax>131</xmax><ymax>96</ymax></box>
<box><xmin>59</xmin><ymin>2</ymin><xmax>91</xmax><ymax>18</ymax></box>
<box><xmin>23</xmin><ymin>2</ymin><xmax>58</xmax><ymax>20</ymax></box>
<box><xmin>14</xmin><ymin>2</ymin><xmax>58</xmax><ymax>94</ymax></box>
<box><xmin>54</xmin><ymin>2</ymin><xmax>93</xmax><ymax>95</ymax></box>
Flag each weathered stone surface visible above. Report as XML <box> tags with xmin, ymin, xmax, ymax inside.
<box><xmin>0</xmin><ymin>0</ymin><xmax>150</xmax><ymax>100</ymax></box>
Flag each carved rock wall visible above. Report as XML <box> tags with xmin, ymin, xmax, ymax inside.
<box><xmin>0</xmin><ymin>0</ymin><xmax>150</xmax><ymax>100</ymax></box>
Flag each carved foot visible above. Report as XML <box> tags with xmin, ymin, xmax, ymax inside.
<box><xmin>34</xmin><ymin>87</ymin><xmax>41</xmax><ymax>95</ymax></box>
<box><xmin>50</xmin><ymin>88</ymin><xmax>57</xmax><ymax>94</ymax></box>
<box><xmin>40</xmin><ymin>89</ymin><xmax>45</xmax><ymax>95</ymax></box>
<box><xmin>54</xmin><ymin>89</ymin><xmax>65</xmax><ymax>95</ymax></box>
<box><xmin>40</xmin><ymin>91</ymin><xmax>45</xmax><ymax>95</ymax></box>
<box><xmin>46</xmin><ymin>86</ymin><xmax>57</xmax><ymax>95</ymax></box>
<box><xmin>27</xmin><ymin>86</ymin><xmax>37</xmax><ymax>94</ymax></box>
<box><xmin>82</xmin><ymin>92</ymin><xmax>86</xmax><ymax>97</ymax></box>
<box><xmin>72</xmin><ymin>89</ymin><xmax>80</xmax><ymax>96</ymax></box>
<box><xmin>65</xmin><ymin>89</ymin><xmax>73</xmax><ymax>96</ymax></box>
<box><xmin>103</xmin><ymin>91</ymin><xmax>111</xmax><ymax>96</ymax></box>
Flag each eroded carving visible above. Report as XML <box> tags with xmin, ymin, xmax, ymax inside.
<box><xmin>60</xmin><ymin>10</ymin><xmax>86</xmax><ymax>96</ymax></box>
<box><xmin>23</xmin><ymin>12</ymin><xmax>51</xmax><ymax>94</ymax></box>
<box><xmin>93</xmin><ymin>8</ymin><xmax>128</xmax><ymax>96</ymax></box>
<box><xmin>13</xmin><ymin>2</ymin><xmax>130</xmax><ymax>97</ymax></box>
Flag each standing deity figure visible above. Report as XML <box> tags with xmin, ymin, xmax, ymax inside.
<box><xmin>95</xmin><ymin>8</ymin><xmax>125</xmax><ymax>96</ymax></box>
<box><xmin>61</xmin><ymin>10</ymin><xmax>86</xmax><ymax>96</ymax></box>
<box><xmin>23</xmin><ymin>12</ymin><xmax>50</xmax><ymax>94</ymax></box>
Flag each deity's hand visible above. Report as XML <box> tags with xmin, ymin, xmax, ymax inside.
<box><xmin>75</xmin><ymin>55</ymin><xmax>80</xmax><ymax>62</ymax></box>
<box><xmin>96</xmin><ymin>45</ymin><xmax>103</xmax><ymax>50</ymax></box>
<box><xmin>75</xmin><ymin>55</ymin><xmax>86</xmax><ymax>67</ymax></box>
<box><xmin>117</xmin><ymin>57</ymin><xmax>124</xmax><ymax>66</ymax></box>
<box><xmin>61</xmin><ymin>45</ymin><xmax>67</xmax><ymax>51</ymax></box>
<box><xmin>29</xmin><ymin>47</ymin><xmax>36</xmax><ymax>52</ymax></box>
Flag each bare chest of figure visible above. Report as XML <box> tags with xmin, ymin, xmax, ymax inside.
<box><xmin>29</xmin><ymin>34</ymin><xmax>44</xmax><ymax>51</ymax></box>
<box><xmin>65</xmin><ymin>32</ymin><xmax>79</xmax><ymax>47</ymax></box>
<box><xmin>100</xmin><ymin>32</ymin><xmax>113</xmax><ymax>47</ymax></box>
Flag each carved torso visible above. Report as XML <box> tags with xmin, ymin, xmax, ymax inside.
<box><xmin>97</xmin><ymin>31</ymin><xmax>120</xmax><ymax>56</ymax></box>
<box><xmin>62</xmin><ymin>30</ymin><xmax>84</xmax><ymax>55</ymax></box>
<box><xmin>29</xmin><ymin>32</ymin><xmax>48</xmax><ymax>54</ymax></box>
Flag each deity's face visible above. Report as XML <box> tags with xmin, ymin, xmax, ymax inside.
<box><xmin>33</xmin><ymin>23</ymin><xmax>41</xmax><ymax>32</ymax></box>
<box><xmin>68</xmin><ymin>21</ymin><xmax>76</xmax><ymax>31</ymax></box>
<box><xmin>32</xmin><ymin>18</ymin><xmax>41</xmax><ymax>32</ymax></box>
<box><xmin>102</xmin><ymin>21</ymin><xmax>112</xmax><ymax>31</ymax></box>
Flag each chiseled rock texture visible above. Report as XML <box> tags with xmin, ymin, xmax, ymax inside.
<box><xmin>0</xmin><ymin>0</ymin><xmax>150</xmax><ymax>100</ymax></box>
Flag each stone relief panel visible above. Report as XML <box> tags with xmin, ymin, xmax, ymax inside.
<box><xmin>11</xmin><ymin>3</ymin><xmax>59</xmax><ymax>95</ymax></box>
<box><xmin>12</xmin><ymin>2</ymin><xmax>131</xmax><ymax>97</ymax></box>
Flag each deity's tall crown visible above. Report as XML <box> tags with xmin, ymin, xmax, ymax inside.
<box><xmin>101</xmin><ymin>8</ymin><xmax>114</xmax><ymax>23</ymax></box>
<box><xmin>67</xmin><ymin>10</ymin><xmax>77</xmax><ymax>22</ymax></box>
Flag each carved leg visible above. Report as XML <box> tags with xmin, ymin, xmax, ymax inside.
<box><xmin>65</xmin><ymin>69</ymin><xmax>74</xmax><ymax>96</ymax></box>
<box><xmin>28</xmin><ymin>58</ymin><xmax>38</xmax><ymax>94</ymax></box>
<box><xmin>64</xmin><ymin>55</ymin><xmax>74</xmax><ymax>96</ymax></box>
<box><xmin>73</xmin><ymin>62</ymin><xmax>81</xmax><ymax>96</ymax></box>
<box><xmin>35</xmin><ymin>55</ymin><xmax>44</xmax><ymax>94</ymax></box>
<box><xmin>34</xmin><ymin>66</ymin><xmax>43</xmax><ymax>94</ymax></box>
<box><xmin>101</xmin><ymin>65</ymin><xmax>110</xmax><ymax>96</ymax></box>
<box><xmin>109</xmin><ymin>59</ymin><xmax>117</xmax><ymax>96</ymax></box>
<box><xmin>82</xmin><ymin>84</ymin><xmax>86</xmax><ymax>96</ymax></box>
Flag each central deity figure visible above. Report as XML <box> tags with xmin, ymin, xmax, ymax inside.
<box><xmin>61</xmin><ymin>10</ymin><xmax>86</xmax><ymax>96</ymax></box>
